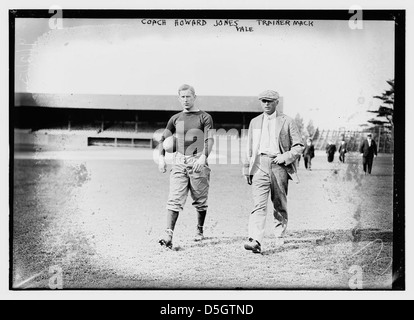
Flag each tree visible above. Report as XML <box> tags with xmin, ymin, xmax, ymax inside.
<box><xmin>369</xmin><ymin>79</ymin><xmax>394</xmax><ymax>127</ymax></box>
<box><xmin>312</xmin><ymin>127</ymin><xmax>320</xmax><ymax>141</ymax></box>
<box><xmin>306</xmin><ymin>120</ymin><xmax>315</xmax><ymax>137</ymax></box>
<box><xmin>294</xmin><ymin>113</ymin><xmax>305</xmax><ymax>135</ymax></box>
<box><xmin>365</xmin><ymin>79</ymin><xmax>395</xmax><ymax>153</ymax></box>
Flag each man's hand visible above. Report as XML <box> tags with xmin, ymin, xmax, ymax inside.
<box><xmin>246</xmin><ymin>175</ymin><xmax>253</xmax><ymax>185</ymax></box>
<box><xmin>193</xmin><ymin>154</ymin><xmax>207</xmax><ymax>173</ymax></box>
<box><xmin>272</xmin><ymin>154</ymin><xmax>286</xmax><ymax>165</ymax></box>
<box><xmin>158</xmin><ymin>157</ymin><xmax>167</xmax><ymax>173</ymax></box>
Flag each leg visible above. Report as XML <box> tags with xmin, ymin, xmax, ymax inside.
<box><xmin>189</xmin><ymin>165</ymin><xmax>211</xmax><ymax>240</ymax></box>
<box><xmin>304</xmin><ymin>156</ymin><xmax>308</xmax><ymax>169</ymax></box>
<box><xmin>160</xmin><ymin>164</ymin><xmax>190</xmax><ymax>248</ymax></box>
<box><xmin>367</xmin><ymin>157</ymin><xmax>373</xmax><ymax>174</ymax></box>
<box><xmin>248</xmin><ymin>169</ymin><xmax>271</xmax><ymax>245</ymax></box>
<box><xmin>270</xmin><ymin>164</ymin><xmax>289</xmax><ymax>238</ymax></box>
<box><xmin>159</xmin><ymin>210</ymin><xmax>179</xmax><ymax>249</ymax></box>
<box><xmin>308</xmin><ymin>156</ymin><xmax>312</xmax><ymax>170</ymax></box>
<box><xmin>362</xmin><ymin>156</ymin><xmax>368</xmax><ymax>174</ymax></box>
<box><xmin>197</xmin><ymin>210</ymin><xmax>207</xmax><ymax>227</ymax></box>
<box><xmin>166</xmin><ymin>164</ymin><xmax>190</xmax><ymax>212</ymax></box>
<box><xmin>166</xmin><ymin>210</ymin><xmax>179</xmax><ymax>231</ymax></box>
<box><xmin>194</xmin><ymin>210</ymin><xmax>207</xmax><ymax>241</ymax></box>
<box><xmin>189</xmin><ymin>165</ymin><xmax>211</xmax><ymax>212</ymax></box>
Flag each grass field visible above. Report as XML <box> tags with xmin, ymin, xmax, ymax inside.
<box><xmin>12</xmin><ymin>149</ymin><xmax>394</xmax><ymax>289</ymax></box>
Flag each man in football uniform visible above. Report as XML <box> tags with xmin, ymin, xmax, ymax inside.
<box><xmin>158</xmin><ymin>84</ymin><xmax>214</xmax><ymax>249</ymax></box>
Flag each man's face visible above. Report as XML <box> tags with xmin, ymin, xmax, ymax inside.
<box><xmin>260</xmin><ymin>99</ymin><xmax>278</xmax><ymax>115</ymax></box>
<box><xmin>178</xmin><ymin>90</ymin><xmax>196</xmax><ymax>111</ymax></box>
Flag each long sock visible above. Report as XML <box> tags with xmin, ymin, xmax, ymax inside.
<box><xmin>197</xmin><ymin>210</ymin><xmax>207</xmax><ymax>228</ymax></box>
<box><xmin>166</xmin><ymin>210</ymin><xmax>179</xmax><ymax>231</ymax></box>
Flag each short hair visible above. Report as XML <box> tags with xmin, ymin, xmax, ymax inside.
<box><xmin>178</xmin><ymin>84</ymin><xmax>196</xmax><ymax>96</ymax></box>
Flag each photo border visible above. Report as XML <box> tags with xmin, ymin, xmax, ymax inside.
<box><xmin>8</xmin><ymin>8</ymin><xmax>405</xmax><ymax>292</ymax></box>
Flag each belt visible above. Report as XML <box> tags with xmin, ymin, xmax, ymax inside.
<box><xmin>176</xmin><ymin>152</ymin><xmax>203</xmax><ymax>158</ymax></box>
<box><xmin>260</xmin><ymin>153</ymin><xmax>279</xmax><ymax>158</ymax></box>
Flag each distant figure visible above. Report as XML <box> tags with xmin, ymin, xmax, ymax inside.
<box><xmin>338</xmin><ymin>140</ymin><xmax>348</xmax><ymax>163</ymax></box>
<box><xmin>359</xmin><ymin>133</ymin><xmax>377</xmax><ymax>175</ymax></box>
<box><xmin>296</xmin><ymin>136</ymin><xmax>306</xmax><ymax>168</ymax></box>
<box><xmin>325</xmin><ymin>141</ymin><xmax>337</xmax><ymax>163</ymax></box>
<box><xmin>302</xmin><ymin>138</ymin><xmax>315</xmax><ymax>170</ymax></box>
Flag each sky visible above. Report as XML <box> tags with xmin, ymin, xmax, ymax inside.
<box><xmin>15</xmin><ymin>18</ymin><xmax>395</xmax><ymax>130</ymax></box>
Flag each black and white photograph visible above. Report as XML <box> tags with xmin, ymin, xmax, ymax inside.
<box><xmin>7</xmin><ymin>6</ymin><xmax>407</xmax><ymax>296</ymax></box>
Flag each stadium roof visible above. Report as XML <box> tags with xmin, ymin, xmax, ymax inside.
<box><xmin>14</xmin><ymin>92</ymin><xmax>277</xmax><ymax>113</ymax></box>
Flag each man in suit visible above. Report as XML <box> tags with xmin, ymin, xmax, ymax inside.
<box><xmin>359</xmin><ymin>133</ymin><xmax>378</xmax><ymax>175</ymax></box>
<box><xmin>338</xmin><ymin>139</ymin><xmax>347</xmax><ymax>163</ymax></box>
<box><xmin>243</xmin><ymin>90</ymin><xmax>304</xmax><ymax>254</ymax></box>
<box><xmin>325</xmin><ymin>141</ymin><xmax>337</xmax><ymax>163</ymax></box>
<box><xmin>303</xmin><ymin>138</ymin><xmax>315</xmax><ymax>170</ymax></box>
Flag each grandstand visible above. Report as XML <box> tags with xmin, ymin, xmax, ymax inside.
<box><xmin>14</xmin><ymin>92</ymin><xmax>392</xmax><ymax>154</ymax></box>
<box><xmin>14</xmin><ymin>92</ymin><xmax>283</xmax><ymax>150</ymax></box>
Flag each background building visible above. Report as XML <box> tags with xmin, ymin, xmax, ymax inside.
<box><xmin>14</xmin><ymin>92</ymin><xmax>284</xmax><ymax>150</ymax></box>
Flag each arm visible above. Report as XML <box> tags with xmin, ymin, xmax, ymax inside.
<box><xmin>275</xmin><ymin>120</ymin><xmax>304</xmax><ymax>165</ymax></box>
<box><xmin>243</xmin><ymin>121</ymin><xmax>254</xmax><ymax>176</ymax></box>
<box><xmin>243</xmin><ymin>121</ymin><xmax>254</xmax><ymax>185</ymax></box>
<box><xmin>193</xmin><ymin>114</ymin><xmax>215</xmax><ymax>172</ymax></box>
<box><xmin>158</xmin><ymin>118</ymin><xmax>175</xmax><ymax>173</ymax></box>
<box><xmin>203</xmin><ymin>114</ymin><xmax>215</xmax><ymax>158</ymax></box>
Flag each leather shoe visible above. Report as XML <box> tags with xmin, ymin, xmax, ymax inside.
<box><xmin>194</xmin><ymin>226</ymin><xmax>204</xmax><ymax>242</ymax></box>
<box><xmin>159</xmin><ymin>229</ymin><xmax>173</xmax><ymax>249</ymax></box>
<box><xmin>244</xmin><ymin>238</ymin><xmax>261</xmax><ymax>254</ymax></box>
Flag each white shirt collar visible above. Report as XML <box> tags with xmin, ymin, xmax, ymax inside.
<box><xmin>264</xmin><ymin>111</ymin><xmax>277</xmax><ymax>120</ymax></box>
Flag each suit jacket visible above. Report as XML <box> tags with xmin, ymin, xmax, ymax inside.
<box><xmin>243</xmin><ymin>113</ymin><xmax>304</xmax><ymax>182</ymax></box>
<box><xmin>326</xmin><ymin>144</ymin><xmax>336</xmax><ymax>155</ymax></box>
<box><xmin>303</xmin><ymin>144</ymin><xmax>315</xmax><ymax>158</ymax></box>
<box><xmin>359</xmin><ymin>139</ymin><xmax>377</xmax><ymax>158</ymax></box>
<box><xmin>339</xmin><ymin>143</ymin><xmax>347</xmax><ymax>154</ymax></box>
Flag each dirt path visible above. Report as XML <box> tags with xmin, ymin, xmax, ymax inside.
<box><xmin>12</xmin><ymin>152</ymin><xmax>394</xmax><ymax>289</ymax></box>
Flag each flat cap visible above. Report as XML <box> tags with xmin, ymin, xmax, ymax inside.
<box><xmin>258</xmin><ymin>90</ymin><xmax>280</xmax><ymax>101</ymax></box>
